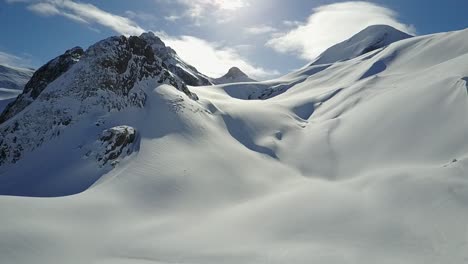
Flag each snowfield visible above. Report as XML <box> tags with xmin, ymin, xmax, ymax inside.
<box><xmin>0</xmin><ymin>26</ymin><xmax>467</xmax><ymax>264</ymax></box>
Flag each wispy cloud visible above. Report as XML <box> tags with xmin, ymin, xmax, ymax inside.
<box><xmin>5</xmin><ymin>0</ymin><xmax>33</xmax><ymax>2</ymax></box>
<box><xmin>164</xmin><ymin>15</ymin><xmax>182</xmax><ymax>22</ymax></box>
<box><xmin>0</xmin><ymin>51</ymin><xmax>33</xmax><ymax>68</ymax></box>
<box><xmin>162</xmin><ymin>35</ymin><xmax>279</xmax><ymax>79</ymax></box>
<box><xmin>282</xmin><ymin>20</ymin><xmax>302</xmax><ymax>27</ymax></box>
<box><xmin>124</xmin><ymin>10</ymin><xmax>160</xmax><ymax>25</ymax></box>
<box><xmin>267</xmin><ymin>1</ymin><xmax>416</xmax><ymax>61</ymax></box>
<box><xmin>27</xmin><ymin>2</ymin><xmax>89</xmax><ymax>24</ymax></box>
<box><xmin>23</xmin><ymin>0</ymin><xmax>144</xmax><ymax>35</ymax></box>
<box><xmin>245</xmin><ymin>25</ymin><xmax>277</xmax><ymax>35</ymax></box>
<box><xmin>176</xmin><ymin>0</ymin><xmax>250</xmax><ymax>17</ymax></box>
<box><xmin>157</xmin><ymin>0</ymin><xmax>250</xmax><ymax>24</ymax></box>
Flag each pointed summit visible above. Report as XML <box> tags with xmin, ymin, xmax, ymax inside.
<box><xmin>311</xmin><ymin>24</ymin><xmax>413</xmax><ymax>65</ymax></box>
<box><xmin>139</xmin><ymin>32</ymin><xmax>212</xmax><ymax>86</ymax></box>
<box><xmin>213</xmin><ymin>67</ymin><xmax>256</xmax><ymax>84</ymax></box>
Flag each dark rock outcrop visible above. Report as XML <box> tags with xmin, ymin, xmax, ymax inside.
<box><xmin>84</xmin><ymin>126</ymin><xmax>138</xmax><ymax>167</ymax></box>
<box><xmin>213</xmin><ymin>67</ymin><xmax>256</xmax><ymax>84</ymax></box>
<box><xmin>140</xmin><ymin>32</ymin><xmax>212</xmax><ymax>86</ymax></box>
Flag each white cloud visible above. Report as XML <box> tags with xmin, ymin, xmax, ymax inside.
<box><xmin>162</xmin><ymin>35</ymin><xmax>278</xmax><ymax>79</ymax></box>
<box><xmin>282</xmin><ymin>20</ymin><xmax>302</xmax><ymax>27</ymax></box>
<box><xmin>125</xmin><ymin>10</ymin><xmax>160</xmax><ymax>24</ymax></box>
<box><xmin>157</xmin><ymin>0</ymin><xmax>249</xmax><ymax>24</ymax></box>
<box><xmin>25</xmin><ymin>0</ymin><xmax>144</xmax><ymax>35</ymax></box>
<box><xmin>245</xmin><ymin>25</ymin><xmax>277</xmax><ymax>35</ymax></box>
<box><xmin>267</xmin><ymin>1</ymin><xmax>416</xmax><ymax>61</ymax></box>
<box><xmin>5</xmin><ymin>0</ymin><xmax>33</xmax><ymax>2</ymax></box>
<box><xmin>164</xmin><ymin>15</ymin><xmax>182</xmax><ymax>22</ymax></box>
<box><xmin>27</xmin><ymin>2</ymin><xmax>60</xmax><ymax>15</ymax></box>
<box><xmin>176</xmin><ymin>0</ymin><xmax>249</xmax><ymax>17</ymax></box>
<box><xmin>0</xmin><ymin>51</ymin><xmax>33</xmax><ymax>68</ymax></box>
<box><xmin>28</xmin><ymin>2</ymin><xmax>89</xmax><ymax>24</ymax></box>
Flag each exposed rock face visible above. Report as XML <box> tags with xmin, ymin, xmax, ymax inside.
<box><xmin>0</xmin><ymin>33</ymin><xmax>199</xmax><ymax>165</ymax></box>
<box><xmin>140</xmin><ymin>32</ymin><xmax>212</xmax><ymax>86</ymax></box>
<box><xmin>84</xmin><ymin>126</ymin><xmax>138</xmax><ymax>167</ymax></box>
<box><xmin>213</xmin><ymin>67</ymin><xmax>256</xmax><ymax>84</ymax></box>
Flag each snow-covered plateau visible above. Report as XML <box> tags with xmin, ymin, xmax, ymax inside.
<box><xmin>0</xmin><ymin>25</ymin><xmax>467</xmax><ymax>264</ymax></box>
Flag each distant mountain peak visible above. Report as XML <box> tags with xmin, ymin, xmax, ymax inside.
<box><xmin>226</xmin><ymin>67</ymin><xmax>247</xmax><ymax>77</ymax></box>
<box><xmin>311</xmin><ymin>24</ymin><xmax>413</xmax><ymax>65</ymax></box>
<box><xmin>213</xmin><ymin>66</ymin><xmax>256</xmax><ymax>84</ymax></box>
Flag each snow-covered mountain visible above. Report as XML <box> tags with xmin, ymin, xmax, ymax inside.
<box><xmin>311</xmin><ymin>24</ymin><xmax>413</xmax><ymax>65</ymax></box>
<box><xmin>212</xmin><ymin>66</ymin><xmax>256</xmax><ymax>84</ymax></box>
<box><xmin>0</xmin><ymin>25</ymin><xmax>467</xmax><ymax>264</ymax></box>
<box><xmin>0</xmin><ymin>34</ymin><xmax>198</xmax><ymax>166</ymax></box>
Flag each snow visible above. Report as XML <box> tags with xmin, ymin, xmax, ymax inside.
<box><xmin>310</xmin><ymin>24</ymin><xmax>413</xmax><ymax>66</ymax></box>
<box><xmin>0</xmin><ymin>27</ymin><xmax>467</xmax><ymax>264</ymax></box>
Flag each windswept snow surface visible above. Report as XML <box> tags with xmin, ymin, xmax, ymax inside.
<box><xmin>0</xmin><ymin>28</ymin><xmax>468</xmax><ymax>264</ymax></box>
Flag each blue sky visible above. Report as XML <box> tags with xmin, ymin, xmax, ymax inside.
<box><xmin>0</xmin><ymin>0</ymin><xmax>467</xmax><ymax>79</ymax></box>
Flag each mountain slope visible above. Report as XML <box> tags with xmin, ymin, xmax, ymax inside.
<box><xmin>0</xmin><ymin>27</ymin><xmax>467</xmax><ymax>264</ymax></box>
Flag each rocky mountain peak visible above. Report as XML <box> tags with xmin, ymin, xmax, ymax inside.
<box><xmin>0</xmin><ymin>32</ymin><xmax>205</xmax><ymax>165</ymax></box>
<box><xmin>213</xmin><ymin>67</ymin><xmax>256</xmax><ymax>84</ymax></box>
<box><xmin>226</xmin><ymin>67</ymin><xmax>248</xmax><ymax>78</ymax></box>
<box><xmin>139</xmin><ymin>32</ymin><xmax>212</xmax><ymax>86</ymax></box>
